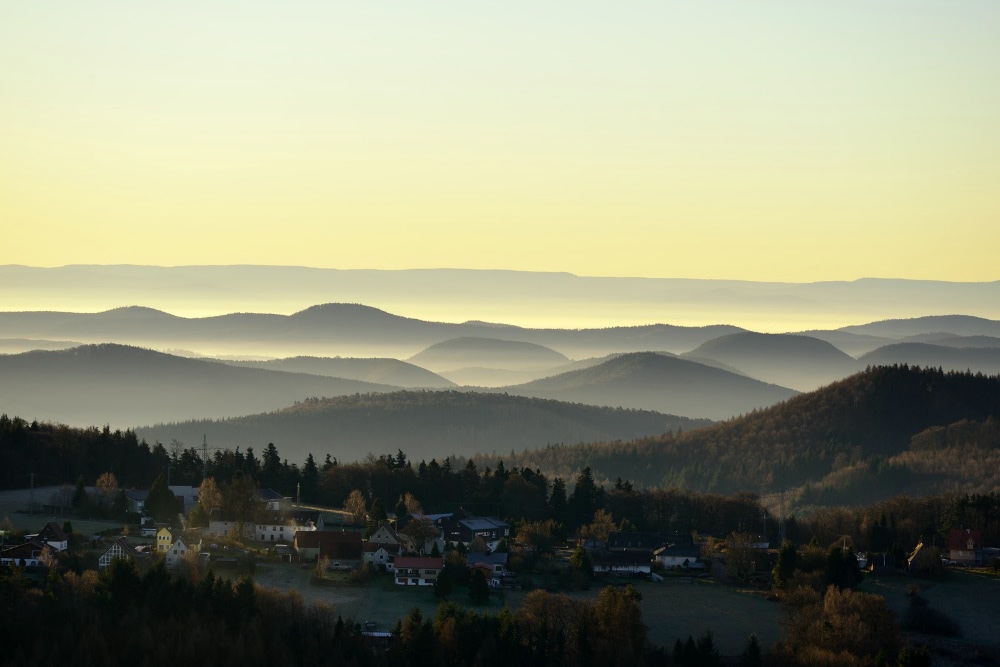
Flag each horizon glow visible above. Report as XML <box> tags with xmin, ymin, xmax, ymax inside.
<box><xmin>2</xmin><ymin>2</ymin><xmax>999</xmax><ymax>283</ymax></box>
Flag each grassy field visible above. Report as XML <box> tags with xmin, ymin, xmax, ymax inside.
<box><xmin>0</xmin><ymin>486</ymin><xmax>125</xmax><ymax>537</ymax></box>
<box><xmin>861</xmin><ymin>569</ymin><xmax>1000</xmax><ymax>648</ymax></box>
<box><xmin>251</xmin><ymin>563</ymin><xmax>781</xmax><ymax>656</ymax></box>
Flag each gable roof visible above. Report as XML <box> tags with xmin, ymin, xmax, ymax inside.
<box><xmin>37</xmin><ymin>522</ymin><xmax>68</xmax><ymax>542</ymax></box>
<box><xmin>394</xmin><ymin>556</ymin><xmax>444</xmax><ymax>570</ymax></box>
<box><xmin>1</xmin><ymin>540</ymin><xmax>47</xmax><ymax>559</ymax></box>
<box><xmin>655</xmin><ymin>545</ymin><xmax>701</xmax><ymax>559</ymax></box>
<box><xmin>608</xmin><ymin>532</ymin><xmax>692</xmax><ymax>550</ymax></box>
<box><xmin>458</xmin><ymin>517</ymin><xmax>508</xmax><ymax>531</ymax></box>
<box><xmin>466</xmin><ymin>552</ymin><xmax>508</xmax><ymax>566</ymax></box>
<box><xmin>295</xmin><ymin>531</ymin><xmax>362</xmax><ymax>559</ymax></box>
<box><xmin>948</xmin><ymin>528</ymin><xmax>983</xmax><ymax>551</ymax></box>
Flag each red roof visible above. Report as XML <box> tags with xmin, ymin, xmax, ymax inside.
<box><xmin>394</xmin><ymin>556</ymin><xmax>443</xmax><ymax>569</ymax></box>
<box><xmin>948</xmin><ymin>528</ymin><xmax>982</xmax><ymax>551</ymax></box>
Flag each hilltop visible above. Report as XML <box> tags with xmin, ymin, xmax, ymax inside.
<box><xmin>496</xmin><ymin>351</ymin><xmax>798</xmax><ymax>420</ymax></box>
<box><xmin>684</xmin><ymin>332</ymin><xmax>862</xmax><ymax>391</ymax></box>
<box><xmin>0</xmin><ymin>344</ymin><xmax>400</xmax><ymax>428</ymax></box>
<box><xmin>135</xmin><ymin>391</ymin><xmax>712</xmax><ymax>465</ymax></box>
<box><xmin>476</xmin><ymin>365</ymin><xmax>1000</xmax><ymax>505</ymax></box>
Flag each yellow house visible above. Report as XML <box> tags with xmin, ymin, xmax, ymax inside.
<box><xmin>156</xmin><ymin>527</ymin><xmax>173</xmax><ymax>553</ymax></box>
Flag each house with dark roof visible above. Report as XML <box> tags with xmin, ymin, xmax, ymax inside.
<box><xmin>99</xmin><ymin>537</ymin><xmax>140</xmax><ymax>570</ymax></box>
<box><xmin>28</xmin><ymin>522</ymin><xmax>69</xmax><ymax>552</ymax></box>
<box><xmin>294</xmin><ymin>531</ymin><xmax>362</xmax><ymax>569</ymax></box>
<box><xmin>441</xmin><ymin>514</ymin><xmax>509</xmax><ymax>548</ymax></box>
<box><xmin>655</xmin><ymin>544</ymin><xmax>703</xmax><ymax>569</ymax></box>
<box><xmin>0</xmin><ymin>540</ymin><xmax>48</xmax><ymax>567</ymax></box>
<box><xmin>125</xmin><ymin>489</ymin><xmax>149</xmax><ymax>515</ymax></box>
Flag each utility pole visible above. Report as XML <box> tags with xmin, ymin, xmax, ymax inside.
<box><xmin>202</xmin><ymin>434</ymin><xmax>208</xmax><ymax>480</ymax></box>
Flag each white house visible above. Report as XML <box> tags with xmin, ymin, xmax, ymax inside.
<box><xmin>394</xmin><ymin>556</ymin><xmax>444</xmax><ymax>586</ymax></box>
<box><xmin>99</xmin><ymin>537</ymin><xmax>139</xmax><ymax>570</ymax></box>
<box><xmin>165</xmin><ymin>538</ymin><xmax>194</xmax><ymax>569</ymax></box>
<box><xmin>28</xmin><ymin>522</ymin><xmax>69</xmax><ymax>552</ymax></box>
<box><xmin>655</xmin><ymin>545</ymin><xmax>703</xmax><ymax>569</ymax></box>
<box><xmin>0</xmin><ymin>540</ymin><xmax>47</xmax><ymax>567</ymax></box>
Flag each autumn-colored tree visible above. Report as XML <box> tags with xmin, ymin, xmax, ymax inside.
<box><xmin>345</xmin><ymin>489</ymin><xmax>367</xmax><ymax>525</ymax></box>
<box><xmin>198</xmin><ymin>477</ymin><xmax>222</xmax><ymax>516</ymax></box>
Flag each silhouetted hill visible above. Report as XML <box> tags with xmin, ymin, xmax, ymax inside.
<box><xmin>684</xmin><ymin>332</ymin><xmax>861</xmax><ymax>390</ymax></box>
<box><xmin>0</xmin><ymin>338</ymin><xmax>81</xmax><ymax>354</ymax></box>
<box><xmin>900</xmin><ymin>333</ymin><xmax>1000</xmax><ymax>349</ymax></box>
<box><xmin>134</xmin><ymin>391</ymin><xmax>712</xmax><ymax>465</ymax></box>
<box><xmin>859</xmin><ymin>343</ymin><xmax>1000</xmax><ymax>375</ymax></box>
<box><xmin>494</xmin><ymin>352</ymin><xmax>797</xmax><ymax>420</ymax></box>
<box><xmin>408</xmin><ymin>337</ymin><xmax>569</xmax><ymax>371</ymax></box>
<box><xmin>222</xmin><ymin>356</ymin><xmax>455</xmax><ymax>388</ymax></box>
<box><xmin>476</xmin><ymin>366</ymin><xmax>1000</xmax><ymax>503</ymax></box>
<box><xmin>792</xmin><ymin>330</ymin><xmax>896</xmax><ymax>357</ymax></box>
<box><xmin>0</xmin><ymin>303</ymin><xmax>745</xmax><ymax>359</ymax></box>
<box><xmin>841</xmin><ymin>315</ymin><xmax>1000</xmax><ymax>339</ymax></box>
<box><xmin>0</xmin><ymin>344</ymin><xmax>400</xmax><ymax>428</ymax></box>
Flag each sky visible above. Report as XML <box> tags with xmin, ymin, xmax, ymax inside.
<box><xmin>2</xmin><ymin>1</ymin><xmax>998</xmax><ymax>282</ymax></box>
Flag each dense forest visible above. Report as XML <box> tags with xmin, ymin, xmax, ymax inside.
<box><xmin>0</xmin><ymin>556</ymin><xmax>657</xmax><ymax>667</ymax></box>
<box><xmin>476</xmin><ymin>366</ymin><xmax>1000</xmax><ymax>504</ymax></box>
<box><xmin>135</xmin><ymin>390</ymin><xmax>710</xmax><ymax>467</ymax></box>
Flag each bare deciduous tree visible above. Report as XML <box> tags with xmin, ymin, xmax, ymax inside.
<box><xmin>345</xmin><ymin>489</ymin><xmax>367</xmax><ymax>525</ymax></box>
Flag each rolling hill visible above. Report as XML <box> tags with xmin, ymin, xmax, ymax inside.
<box><xmin>840</xmin><ymin>315</ymin><xmax>1000</xmax><ymax>339</ymax></box>
<box><xmin>474</xmin><ymin>365</ymin><xmax>1000</xmax><ymax>505</ymax></box>
<box><xmin>683</xmin><ymin>332</ymin><xmax>861</xmax><ymax>390</ymax></box>
<box><xmin>221</xmin><ymin>356</ymin><xmax>455</xmax><ymax>388</ymax></box>
<box><xmin>0</xmin><ymin>303</ymin><xmax>745</xmax><ymax>359</ymax></box>
<box><xmin>859</xmin><ymin>343</ymin><xmax>1000</xmax><ymax>375</ymax></box>
<box><xmin>494</xmin><ymin>352</ymin><xmax>798</xmax><ymax>420</ymax></box>
<box><xmin>0</xmin><ymin>344</ymin><xmax>400</xmax><ymax>428</ymax></box>
<box><xmin>408</xmin><ymin>337</ymin><xmax>569</xmax><ymax>372</ymax></box>
<box><xmin>134</xmin><ymin>391</ymin><xmax>713</xmax><ymax>465</ymax></box>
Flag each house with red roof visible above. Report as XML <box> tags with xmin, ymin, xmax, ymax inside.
<box><xmin>394</xmin><ymin>556</ymin><xmax>443</xmax><ymax>586</ymax></box>
<box><xmin>948</xmin><ymin>528</ymin><xmax>983</xmax><ymax>566</ymax></box>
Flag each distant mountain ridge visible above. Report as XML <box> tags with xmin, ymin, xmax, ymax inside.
<box><xmin>134</xmin><ymin>390</ymin><xmax>713</xmax><ymax>465</ymax></box>
<box><xmin>0</xmin><ymin>303</ymin><xmax>745</xmax><ymax>359</ymax></box>
<box><xmin>0</xmin><ymin>344</ymin><xmax>401</xmax><ymax>428</ymax></box>
<box><xmin>3</xmin><ymin>266</ymin><xmax>998</xmax><ymax>332</ymax></box>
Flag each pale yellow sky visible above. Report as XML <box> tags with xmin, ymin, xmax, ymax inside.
<box><xmin>1</xmin><ymin>2</ymin><xmax>998</xmax><ymax>281</ymax></box>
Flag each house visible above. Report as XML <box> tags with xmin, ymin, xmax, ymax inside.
<box><xmin>156</xmin><ymin>527</ymin><xmax>174</xmax><ymax>553</ymax></box>
<box><xmin>294</xmin><ymin>531</ymin><xmax>363</xmax><ymax>569</ymax></box>
<box><xmin>592</xmin><ymin>549</ymin><xmax>653</xmax><ymax>575</ymax></box>
<box><xmin>466</xmin><ymin>551</ymin><xmax>508</xmax><ymax>578</ymax></box>
<box><xmin>258</xmin><ymin>488</ymin><xmax>290</xmax><ymax>511</ymax></box>
<box><xmin>0</xmin><ymin>540</ymin><xmax>48</xmax><ymax>567</ymax></box>
<box><xmin>368</xmin><ymin>524</ymin><xmax>403</xmax><ymax>549</ymax></box>
<box><xmin>655</xmin><ymin>544</ymin><xmax>703</xmax><ymax>569</ymax></box>
<box><xmin>125</xmin><ymin>489</ymin><xmax>149</xmax><ymax>515</ymax></box>
<box><xmin>255</xmin><ymin>510</ymin><xmax>320</xmax><ymax>543</ymax></box>
<box><xmin>440</xmin><ymin>514</ymin><xmax>509</xmax><ymax>549</ymax></box>
<box><xmin>394</xmin><ymin>556</ymin><xmax>444</xmax><ymax>586</ymax></box>
<box><xmin>165</xmin><ymin>538</ymin><xmax>195</xmax><ymax>569</ymax></box>
<box><xmin>948</xmin><ymin>528</ymin><xmax>983</xmax><ymax>566</ymax></box>
<box><xmin>207</xmin><ymin>520</ymin><xmax>255</xmax><ymax>539</ymax></box>
<box><xmin>363</xmin><ymin>542</ymin><xmax>397</xmax><ymax>571</ymax></box>
<box><xmin>99</xmin><ymin>537</ymin><xmax>140</xmax><ymax>570</ymax></box>
<box><xmin>29</xmin><ymin>522</ymin><xmax>69</xmax><ymax>552</ymax></box>
<box><xmin>168</xmin><ymin>485</ymin><xmax>199</xmax><ymax>513</ymax></box>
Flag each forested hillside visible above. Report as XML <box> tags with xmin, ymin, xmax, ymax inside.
<box><xmin>477</xmin><ymin>366</ymin><xmax>1000</xmax><ymax>504</ymax></box>
<box><xmin>136</xmin><ymin>391</ymin><xmax>711</xmax><ymax>465</ymax></box>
